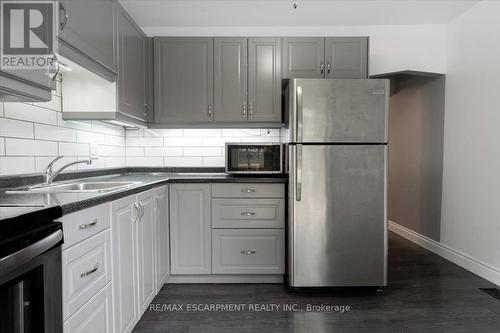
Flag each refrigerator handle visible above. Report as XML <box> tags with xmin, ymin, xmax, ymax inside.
<box><xmin>296</xmin><ymin>144</ymin><xmax>302</xmax><ymax>201</ymax></box>
<box><xmin>296</xmin><ymin>86</ymin><xmax>303</xmax><ymax>141</ymax></box>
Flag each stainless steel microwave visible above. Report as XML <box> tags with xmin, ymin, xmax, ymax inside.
<box><xmin>225</xmin><ymin>143</ymin><xmax>282</xmax><ymax>174</ymax></box>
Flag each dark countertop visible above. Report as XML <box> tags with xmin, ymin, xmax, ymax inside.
<box><xmin>0</xmin><ymin>169</ymin><xmax>287</xmax><ymax>225</ymax></box>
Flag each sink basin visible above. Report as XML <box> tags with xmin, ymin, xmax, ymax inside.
<box><xmin>8</xmin><ymin>181</ymin><xmax>140</xmax><ymax>194</ymax></box>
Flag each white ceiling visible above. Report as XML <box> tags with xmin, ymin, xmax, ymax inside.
<box><xmin>120</xmin><ymin>0</ymin><xmax>480</xmax><ymax>31</ymax></box>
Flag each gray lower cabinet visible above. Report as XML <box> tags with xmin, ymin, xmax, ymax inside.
<box><xmin>169</xmin><ymin>184</ymin><xmax>212</xmax><ymax>274</ymax></box>
<box><xmin>212</xmin><ymin>229</ymin><xmax>285</xmax><ymax>275</ymax></box>
<box><xmin>58</xmin><ymin>0</ymin><xmax>116</xmax><ymax>80</ymax></box>
<box><xmin>154</xmin><ymin>38</ymin><xmax>214</xmax><ymax>125</ymax></box>
<box><xmin>214</xmin><ymin>38</ymin><xmax>247</xmax><ymax>123</ymax></box>
<box><xmin>282</xmin><ymin>37</ymin><xmax>325</xmax><ymax>78</ymax></box>
<box><xmin>325</xmin><ymin>37</ymin><xmax>368</xmax><ymax>78</ymax></box>
<box><xmin>283</xmin><ymin>37</ymin><xmax>368</xmax><ymax>79</ymax></box>
<box><xmin>154</xmin><ymin>186</ymin><xmax>170</xmax><ymax>292</ymax></box>
<box><xmin>248</xmin><ymin>37</ymin><xmax>282</xmax><ymax>123</ymax></box>
<box><xmin>116</xmin><ymin>3</ymin><xmax>147</xmax><ymax>122</ymax></box>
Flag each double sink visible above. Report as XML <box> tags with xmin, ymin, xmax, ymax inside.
<box><xmin>8</xmin><ymin>181</ymin><xmax>141</xmax><ymax>194</ymax></box>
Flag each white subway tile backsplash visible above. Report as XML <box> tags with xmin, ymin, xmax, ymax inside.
<box><xmin>126</xmin><ymin>147</ymin><xmax>145</xmax><ymax>157</ymax></box>
<box><xmin>103</xmin><ymin>156</ymin><xmax>126</xmax><ymax>168</ymax></box>
<box><xmin>76</xmin><ymin>130</ymin><xmax>106</xmax><ymax>144</ymax></box>
<box><xmin>202</xmin><ymin>157</ymin><xmax>225</xmax><ymax>167</ymax></box>
<box><xmin>183</xmin><ymin>129</ymin><xmax>222</xmax><ymax>137</ymax></box>
<box><xmin>5</xmin><ymin>138</ymin><xmax>58</xmax><ymax>156</ymax></box>
<box><xmin>202</xmin><ymin>137</ymin><xmax>241</xmax><ymax>146</ymax></box>
<box><xmin>4</xmin><ymin>103</ymin><xmax>57</xmax><ymax>125</ymax></box>
<box><xmin>164</xmin><ymin>136</ymin><xmax>202</xmax><ymax>147</ymax></box>
<box><xmin>59</xmin><ymin>142</ymin><xmax>90</xmax><ymax>156</ymax></box>
<box><xmin>99</xmin><ymin>145</ymin><xmax>125</xmax><ymax>157</ymax></box>
<box><xmin>103</xmin><ymin>134</ymin><xmax>125</xmax><ymax>147</ymax></box>
<box><xmin>183</xmin><ymin>147</ymin><xmax>222</xmax><ymax>157</ymax></box>
<box><xmin>126</xmin><ymin>136</ymin><xmax>163</xmax><ymax>147</ymax></box>
<box><xmin>124</xmin><ymin>127</ymin><xmax>282</xmax><ymax>168</ymax></box>
<box><xmin>0</xmin><ymin>118</ymin><xmax>34</xmax><ymax>139</ymax></box>
<box><xmin>164</xmin><ymin>156</ymin><xmax>202</xmax><ymax>167</ymax></box>
<box><xmin>0</xmin><ymin>157</ymin><xmax>36</xmax><ymax>175</ymax></box>
<box><xmin>0</xmin><ymin>138</ymin><xmax>5</xmax><ymax>155</ymax></box>
<box><xmin>34</xmin><ymin>124</ymin><xmax>76</xmax><ymax>142</ymax></box>
<box><xmin>126</xmin><ymin>156</ymin><xmax>163</xmax><ymax>167</ymax></box>
<box><xmin>221</xmin><ymin>129</ymin><xmax>260</xmax><ymax>137</ymax></box>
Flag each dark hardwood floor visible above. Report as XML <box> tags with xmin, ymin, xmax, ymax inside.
<box><xmin>134</xmin><ymin>232</ymin><xmax>500</xmax><ymax>332</ymax></box>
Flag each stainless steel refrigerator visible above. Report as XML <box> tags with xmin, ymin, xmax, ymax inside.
<box><xmin>283</xmin><ymin>78</ymin><xmax>389</xmax><ymax>288</ymax></box>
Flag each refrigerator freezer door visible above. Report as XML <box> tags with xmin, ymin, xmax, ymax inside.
<box><xmin>288</xmin><ymin>144</ymin><xmax>387</xmax><ymax>287</ymax></box>
<box><xmin>287</xmin><ymin>79</ymin><xmax>389</xmax><ymax>143</ymax></box>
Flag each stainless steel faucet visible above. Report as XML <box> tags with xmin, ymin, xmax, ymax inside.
<box><xmin>44</xmin><ymin>156</ymin><xmax>93</xmax><ymax>185</ymax></box>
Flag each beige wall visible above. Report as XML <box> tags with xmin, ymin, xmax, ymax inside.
<box><xmin>388</xmin><ymin>75</ymin><xmax>445</xmax><ymax>241</ymax></box>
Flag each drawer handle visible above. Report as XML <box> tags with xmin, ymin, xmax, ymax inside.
<box><xmin>240</xmin><ymin>250</ymin><xmax>256</xmax><ymax>255</ymax></box>
<box><xmin>79</xmin><ymin>219</ymin><xmax>97</xmax><ymax>230</ymax></box>
<box><xmin>241</xmin><ymin>188</ymin><xmax>256</xmax><ymax>193</ymax></box>
<box><xmin>80</xmin><ymin>263</ymin><xmax>99</xmax><ymax>278</ymax></box>
<box><xmin>241</xmin><ymin>212</ymin><xmax>256</xmax><ymax>216</ymax></box>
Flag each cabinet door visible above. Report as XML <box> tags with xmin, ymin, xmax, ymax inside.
<box><xmin>170</xmin><ymin>184</ymin><xmax>211</xmax><ymax>275</ymax></box>
<box><xmin>111</xmin><ymin>196</ymin><xmax>138</xmax><ymax>333</ymax></box>
<box><xmin>155</xmin><ymin>186</ymin><xmax>170</xmax><ymax>292</ymax></box>
<box><xmin>117</xmin><ymin>4</ymin><xmax>146</xmax><ymax>121</ymax></box>
<box><xmin>136</xmin><ymin>189</ymin><xmax>156</xmax><ymax>316</ymax></box>
<box><xmin>214</xmin><ymin>37</ymin><xmax>247</xmax><ymax>123</ymax></box>
<box><xmin>325</xmin><ymin>37</ymin><xmax>368</xmax><ymax>78</ymax></box>
<box><xmin>154</xmin><ymin>38</ymin><xmax>214</xmax><ymax>124</ymax></box>
<box><xmin>58</xmin><ymin>0</ymin><xmax>116</xmax><ymax>72</ymax></box>
<box><xmin>282</xmin><ymin>37</ymin><xmax>325</xmax><ymax>78</ymax></box>
<box><xmin>248</xmin><ymin>38</ymin><xmax>281</xmax><ymax>123</ymax></box>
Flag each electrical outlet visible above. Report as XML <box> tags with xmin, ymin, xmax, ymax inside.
<box><xmin>90</xmin><ymin>144</ymin><xmax>99</xmax><ymax>159</ymax></box>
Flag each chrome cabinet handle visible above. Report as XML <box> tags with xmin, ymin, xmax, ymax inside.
<box><xmin>327</xmin><ymin>62</ymin><xmax>331</xmax><ymax>75</ymax></box>
<box><xmin>242</xmin><ymin>102</ymin><xmax>247</xmax><ymax>118</ymax></box>
<box><xmin>241</xmin><ymin>212</ymin><xmax>256</xmax><ymax>216</ymax></box>
<box><xmin>296</xmin><ymin>86</ymin><xmax>303</xmax><ymax>142</ymax></box>
<box><xmin>139</xmin><ymin>202</ymin><xmax>144</xmax><ymax>219</ymax></box>
<box><xmin>296</xmin><ymin>144</ymin><xmax>302</xmax><ymax>201</ymax></box>
<box><xmin>241</xmin><ymin>188</ymin><xmax>255</xmax><ymax>193</ymax></box>
<box><xmin>248</xmin><ymin>103</ymin><xmax>254</xmax><ymax>117</ymax></box>
<box><xmin>240</xmin><ymin>250</ymin><xmax>256</xmax><ymax>255</ymax></box>
<box><xmin>133</xmin><ymin>202</ymin><xmax>140</xmax><ymax>222</ymax></box>
<box><xmin>208</xmin><ymin>105</ymin><xmax>213</xmax><ymax>117</ymax></box>
<box><xmin>79</xmin><ymin>219</ymin><xmax>97</xmax><ymax>230</ymax></box>
<box><xmin>59</xmin><ymin>2</ymin><xmax>69</xmax><ymax>31</ymax></box>
<box><xmin>320</xmin><ymin>62</ymin><xmax>324</xmax><ymax>75</ymax></box>
<box><xmin>80</xmin><ymin>263</ymin><xmax>99</xmax><ymax>278</ymax></box>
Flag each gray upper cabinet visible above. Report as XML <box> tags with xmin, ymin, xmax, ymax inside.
<box><xmin>325</xmin><ymin>37</ymin><xmax>368</xmax><ymax>79</ymax></box>
<box><xmin>247</xmin><ymin>38</ymin><xmax>282</xmax><ymax>123</ymax></box>
<box><xmin>58</xmin><ymin>0</ymin><xmax>116</xmax><ymax>79</ymax></box>
<box><xmin>214</xmin><ymin>38</ymin><xmax>247</xmax><ymax>123</ymax></box>
<box><xmin>282</xmin><ymin>37</ymin><xmax>325</xmax><ymax>78</ymax></box>
<box><xmin>154</xmin><ymin>37</ymin><xmax>214</xmax><ymax>125</ymax></box>
<box><xmin>0</xmin><ymin>2</ymin><xmax>55</xmax><ymax>102</ymax></box>
<box><xmin>116</xmin><ymin>4</ymin><xmax>146</xmax><ymax>122</ymax></box>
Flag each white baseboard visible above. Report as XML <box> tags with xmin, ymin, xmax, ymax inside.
<box><xmin>389</xmin><ymin>220</ymin><xmax>500</xmax><ymax>287</ymax></box>
<box><xmin>167</xmin><ymin>274</ymin><xmax>283</xmax><ymax>284</ymax></box>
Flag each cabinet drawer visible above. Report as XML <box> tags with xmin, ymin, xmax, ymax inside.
<box><xmin>59</xmin><ymin>203</ymin><xmax>111</xmax><ymax>250</ymax></box>
<box><xmin>212</xmin><ymin>199</ymin><xmax>284</xmax><ymax>229</ymax></box>
<box><xmin>64</xmin><ymin>283</ymin><xmax>113</xmax><ymax>333</ymax></box>
<box><xmin>212</xmin><ymin>183</ymin><xmax>284</xmax><ymax>198</ymax></box>
<box><xmin>212</xmin><ymin>229</ymin><xmax>285</xmax><ymax>274</ymax></box>
<box><xmin>63</xmin><ymin>230</ymin><xmax>111</xmax><ymax>320</ymax></box>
